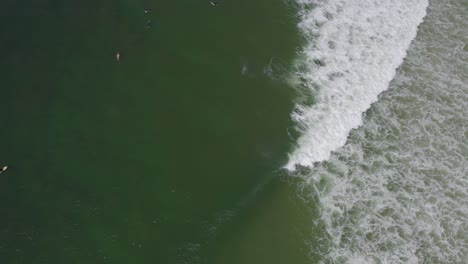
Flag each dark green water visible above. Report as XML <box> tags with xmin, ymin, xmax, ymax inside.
<box><xmin>0</xmin><ymin>0</ymin><xmax>313</xmax><ymax>263</ymax></box>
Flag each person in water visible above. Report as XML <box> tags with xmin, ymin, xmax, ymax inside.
<box><xmin>0</xmin><ymin>166</ymin><xmax>8</xmax><ymax>174</ymax></box>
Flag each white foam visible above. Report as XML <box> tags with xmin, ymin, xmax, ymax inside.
<box><xmin>291</xmin><ymin>0</ymin><xmax>468</xmax><ymax>262</ymax></box>
<box><xmin>286</xmin><ymin>0</ymin><xmax>428</xmax><ymax>170</ymax></box>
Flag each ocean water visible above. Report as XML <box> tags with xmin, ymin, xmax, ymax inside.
<box><xmin>289</xmin><ymin>0</ymin><xmax>467</xmax><ymax>263</ymax></box>
<box><xmin>0</xmin><ymin>0</ymin><xmax>466</xmax><ymax>263</ymax></box>
<box><xmin>0</xmin><ymin>0</ymin><xmax>304</xmax><ymax>263</ymax></box>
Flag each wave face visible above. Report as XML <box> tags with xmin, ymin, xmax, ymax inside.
<box><xmin>292</xmin><ymin>0</ymin><xmax>468</xmax><ymax>262</ymax></box>
<box><xmin>286</xmin><ymin>0</ymin><xmax>428</xmax><ymax>170</ymax></box>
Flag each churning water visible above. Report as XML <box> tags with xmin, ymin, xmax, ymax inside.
<box><xmin>289</xmin><ymin>0</ymin><xmax>467</xmax><ymax>262</ymax></box>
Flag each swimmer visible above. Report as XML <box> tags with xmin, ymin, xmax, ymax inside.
<box><xmin>210</xmin><ymin>1</ymin><xmax>218</xmax><ymax>6</ymax></box>
<box><xmin>144</xmin><ymin>8</ymin><xmax>151</xmax><ymax>14</ymax></box>
<box><xmin>116</xmin><ymin>52</ymin><xmax>120</xmax><ymax>62</ymax></box>
<box><xmin>0</xmin><ymin>165</ymin><xmax>8</xmax><ymax>174</ymax></box>
<box><xmin>146</xmin><ymin>20</ymin><xmax>152</xmax><ymax>28</ymax></box>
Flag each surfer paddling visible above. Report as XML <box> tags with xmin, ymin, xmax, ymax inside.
<box><xmin>0</xmin><ymin>165</ymin><xmax>8</xmax><ymax>174</ymax></box>
<box><xmin>116</xmin><ymin>52</ymin><xmax>120</xmax><ymax>62</ymax></box>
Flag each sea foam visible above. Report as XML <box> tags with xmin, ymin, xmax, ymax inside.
<box><xmin>291</xmin><ymin>0</ymin><xmax>468</xmax><ymax>262</ymax></box>
<box><xmin>286</xmin><ymin>0</ymin><xmax>428</xmax><ymax>170</ymax></box>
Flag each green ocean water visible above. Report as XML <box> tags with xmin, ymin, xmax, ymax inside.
<box><xmin>0</xmin><ymin>0</ymin><xmax>313</xmax><ymax>263</ymax></box>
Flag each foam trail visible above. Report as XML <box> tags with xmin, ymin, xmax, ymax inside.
<box><xmin>286</xmin><ymin>0</ymin><xmax>428</xmax><ymax>170</ymax></box>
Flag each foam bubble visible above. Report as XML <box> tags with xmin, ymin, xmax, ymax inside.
<box><xmin>286</xmin><ymin>0</ymin><xmax>428</xmax><ymax>170</ymax></box>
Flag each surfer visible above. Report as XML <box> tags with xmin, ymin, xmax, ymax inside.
<box><xmin>0</xmin><ymin>166</ymin><xmax>8</xmax><ymax>174</ymax></box>
<box><xmin>116</xmin><ymin>52</ymin><xmax>120</xmax><ymax>62</ymax></box>
<box><xmin>210</xmin><ymin>1</ymin><xmax>218</xmax><ymax>6</ymax></box>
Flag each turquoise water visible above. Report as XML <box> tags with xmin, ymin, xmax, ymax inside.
<box><xmin>1</xmin><ymin>0</ymin><xmax>467</xmax><ymax>263</ymax></box>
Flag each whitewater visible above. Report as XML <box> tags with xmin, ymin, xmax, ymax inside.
<box><xmin>289</xmin><ymin>0</ymin><xmax>467</xmax><ymax>263</ymax></box>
